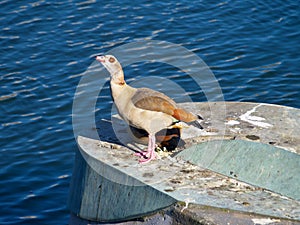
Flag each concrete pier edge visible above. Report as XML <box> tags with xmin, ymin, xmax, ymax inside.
<box><xmin>68</xmin><ymin>102</ymin><xmax>300</xmax><ymax>224</ymax></box>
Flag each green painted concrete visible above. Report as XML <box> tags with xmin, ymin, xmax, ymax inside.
<box><xmin>177</xmin><ymin>139</ymin><xmax>300</xmax><ymax>201</ymax></box>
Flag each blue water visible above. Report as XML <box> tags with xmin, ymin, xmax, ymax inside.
<box><xmin>1</xmin><ymin>0</ymin><xmax>299</xmax><ymax>224</ymax></box>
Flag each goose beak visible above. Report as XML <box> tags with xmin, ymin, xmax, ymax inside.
<box><xmin>96</xmin><ymin>55</ymin><xmax>105</xmax><ymax>63</ymax></box>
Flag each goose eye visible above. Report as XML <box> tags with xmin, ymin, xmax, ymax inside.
<box><xmin>109</xmin><ymin>57</ymin><xmax>115</xmax><ymax>63</ymax></box>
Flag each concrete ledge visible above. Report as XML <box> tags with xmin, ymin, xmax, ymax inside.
<box><xmin>69</xmin><ymin>203</ymin><xmax>300</xmax><ymax>225</ymax></box>
<box><xmin>68</xmin><ymin>102</ymin><xmax>300</xmax><ymax>224</ymax></box>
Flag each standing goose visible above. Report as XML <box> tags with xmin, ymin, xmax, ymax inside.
<box><xmin>96</xmin><ymin>55</ymin><xmax>203</xmax><ymax>163</ymax></box>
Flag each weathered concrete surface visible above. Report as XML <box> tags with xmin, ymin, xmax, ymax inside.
<box><xmin>69</xmin><ymin>203</ymin><xmax>300</xmax><ymax>225</ymax></box>
<box><xmin>69</xmin><ymin>102</ymin><xmax>300</xmax><ymax>224</ymax></box>
<box><xmin>178</xmin><ymin>102</ymin><xmax>299</xmax><ymax>154</ymax></box>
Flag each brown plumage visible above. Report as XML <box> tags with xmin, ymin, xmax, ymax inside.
<box><xmin>132</xmin><ymin>88</ymin><xmax>200</xmax><ymax>123</ymax></box>
<box><xmin>96</xmin><ymin>54</ymin><xmax>203</xmax><ymax>163</ymax></box>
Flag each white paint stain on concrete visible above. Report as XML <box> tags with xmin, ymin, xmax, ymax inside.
<box><xmin>225</xmin><ymin>120</ymin><xmax>240</xmax><ymax>126</ymax></box>
<box><xmin>240</xmin><ymin>104</ymin><xmax>273</xmax><ymax>128</ymax></box>
<box><xmin>252</xmin><ymin>218</ymin><xmax>280</xmax><ymax>224</ymax></box>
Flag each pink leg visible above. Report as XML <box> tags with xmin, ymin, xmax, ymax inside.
<box><xmin>135</xmin><ymin>134</ymin><xmax>157</xmax><ymax>163</ymax></box>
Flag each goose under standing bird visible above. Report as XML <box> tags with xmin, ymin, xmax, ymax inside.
<box><xmin>96</xmin><ymin>55</ymin><xmax>203</xmax><ymax>163</ymax></box>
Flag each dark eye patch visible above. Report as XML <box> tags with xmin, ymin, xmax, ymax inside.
<box><xmin>109</xmin><ymin>57</ymin><xmax>115</xmax><ymax>63</ymax></box>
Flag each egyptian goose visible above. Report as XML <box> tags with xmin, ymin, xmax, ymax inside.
<box><xmin>96</xmin><ymin>55</ymin><xmax>203</xmax><ymax>163</ymax></box>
